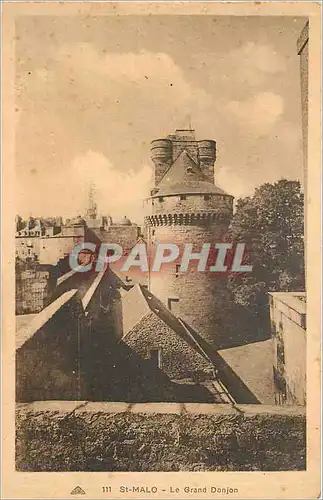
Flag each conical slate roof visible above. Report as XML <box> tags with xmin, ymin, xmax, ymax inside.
<box><xmin>153</xmin><ymin>150</ymin><xmax>231</xmax><ymax>197</ymax></box>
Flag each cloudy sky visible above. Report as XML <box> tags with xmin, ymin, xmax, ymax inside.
<box><xmin>16</xmin><ymin>15</ymin><xmax>306</xmax><ymax>223</ymax></box>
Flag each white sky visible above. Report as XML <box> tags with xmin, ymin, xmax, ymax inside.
<box><xmin>15</xmin><ymin>15</ymin><xmax>306</xmax><ymax>223</ymax></box>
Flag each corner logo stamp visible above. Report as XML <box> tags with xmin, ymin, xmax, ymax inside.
<box><xmin>71</xmin><ymin>486</ymin><xmax>86</xmax><ymax>495</ymax></box>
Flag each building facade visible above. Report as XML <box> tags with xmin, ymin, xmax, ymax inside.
<box><xmin>145</xmin><ymin>129</ymin><xmax>234</xmax><ymax>348</ymax></box>
<box><xmin>15</xmin><ymin>266</ymin><xmax>57</xmax><ymax>314</ymax></box>
<box><xmin>269</xmin><ymin>292</ymin><xmax>306</xmax><ymax>405</ymax></box>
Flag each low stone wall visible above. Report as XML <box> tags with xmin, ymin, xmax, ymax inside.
<box><xmin>16</xmin><ymin>266</ymin><xmax>114</xmax><ymax>403</ymax></box>
<box><xmin>16</xmin><ymin>402</ymin><xmax>306</xmax><ymax>472</ymax></box>
<box><xmin>16</xmin><ymin>290</ymin><xmax>89</xmax><ymax>402</ymax></box>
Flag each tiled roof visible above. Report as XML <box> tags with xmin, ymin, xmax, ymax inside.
<box><xmin>154</xmin><ymin>150</ymin><xmax>231</xmax><ymax>197</ymax></box>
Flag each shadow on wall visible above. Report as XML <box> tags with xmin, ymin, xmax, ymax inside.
<box><xmin>85</xmin><ymin>331</ymin><xmax>217</xmax><ymax>403</ymax></box>
<box><xmin>16</xmin><ymin>291</ymin><xmax>88</xmax><ymax>402</ymax></box>
<box><xmin>16</xmin><ymin>287</ymin><xmax>217</xmax><ymax>403</ymax></box>
<box><xmin>209</xmin><ymin>301</ymin><xmax>271</xmax><ymax>351</ymax></box>
<box><xmin>16</xmin><ymin>265</ymin><xmax>269</xmax><ymax>405</ymax></box>
<box><xmin>181</xmin><ymin>320</ymin><xmax>262</xmax><ymax>404</ymax></box>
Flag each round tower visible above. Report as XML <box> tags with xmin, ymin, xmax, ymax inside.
<box><xmin>198</xmin><ymin>140</ymin><xmax>216</xmax><ymax>183</ymax></box>
<box><xmin>151</xmin><ymin>139</ymin><xmax>173</xmax><ymax>186</ymax></box>
<box><xmin>145</xmin><ymin>144</ymin><xmax>233</xmax><ymax>349</ymax></box>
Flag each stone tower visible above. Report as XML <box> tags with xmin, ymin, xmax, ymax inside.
<box><xmin>145</xmin><ymin>129</ymin><xmax>234</xmax><ymax>348</ymax></box>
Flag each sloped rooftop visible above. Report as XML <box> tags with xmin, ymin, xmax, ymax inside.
<box><xmin>153</xmin><ymin>150</ymin><xmax>231</xmax><ymax>197</ymax></box>
<box><xmin>120</xmin><ymin>285</ymin><xmax>274</xmax><ymax>405</ymax></box>
<box><xmin>121</xmin><ymin>284</ymin><xmax>212</xmax><ymax>364</ymax></box>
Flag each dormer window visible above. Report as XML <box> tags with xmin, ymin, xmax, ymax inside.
<box><xmin>187</xmin><ymin>166</ymin><xmax>193</xmax><ymax>173</ymax></box>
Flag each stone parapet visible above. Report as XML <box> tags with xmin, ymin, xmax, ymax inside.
<box><xmin>145</xmin><ymin>211</ymin><xmax>231</xmax><ymax>226</ymax></box>
<box><xmin>16</xmin><ymin>401</ymin><xmax>306</xmax><ymax>472</ymax></box>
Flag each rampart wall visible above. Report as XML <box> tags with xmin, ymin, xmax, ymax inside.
<box><xmin>16</xmin><ymin>402</ymin><xmax>306</xmax><ymax>472</ymax></box>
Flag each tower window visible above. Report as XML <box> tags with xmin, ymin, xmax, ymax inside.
<box><xmin>159</xmin><ymin>196</ymin><xmax>164</xmax><ymax>202</ymax></box>
<box><xmin>180</xmin><ymin>195</ymin><xmax>187</xmax><ymax>200</ymax></box>
<box><xmin>150</xmin><ymin>349</ymin><xmax>162</xmax><ymax>369</ymax></box>
<box><xmin>168</xmin><ymin>297</ymin><xmax>180</xmax><ymax>311</ymax></box>
<box><xmin>204</xmin><ymin>194</ymin><xmax>211</xmax><ymax>201</ymax></box>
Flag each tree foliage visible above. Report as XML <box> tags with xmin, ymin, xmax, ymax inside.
<box><xmin>228</xmin><ymin>179</ymin><xmax>305</xmax><ymax>327</ymax></box>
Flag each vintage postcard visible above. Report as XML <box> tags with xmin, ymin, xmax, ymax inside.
<box><xmin>1</xmin><ymin>1</ymin><xmax>322</xmax><ymax>499</ymax></box>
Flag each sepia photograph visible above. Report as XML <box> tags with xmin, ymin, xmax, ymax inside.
<box><xmin>1</xmin><ymin>2</ymin><xmax>321</xmax><ymax>499</ymax></box>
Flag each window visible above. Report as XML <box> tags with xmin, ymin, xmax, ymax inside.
<box><xmin>158</xmin><ymin>196</ymin><xmax>164</xmax><ymax>202</ymax></box>
<box><xmin>152</xmin><ymin>229</ymin><xmax>155</xmax><ymax>236</ymax></box>
<box><xmin>180</xmin><ymin>195</ymin><xmax>186</xmax><ymax>200</ymax></box>
<box><xmin>204</xmin><ymin>194</ymin><xmax>211</xmax><ymax>201</ymax></box>
<box><xmin>175</xmin><ymin>264</ymin><xmax>180</xmax><ymax>277</ymax></box>
<box><xmin>150</xmin><ymin>349</ymin><xmax>162</xmax><ymax>369</ymax></box>
<box><xmin>168</xmin><ymin>297</ymin><xmax>180</xmax><ymax>311</ymax></box>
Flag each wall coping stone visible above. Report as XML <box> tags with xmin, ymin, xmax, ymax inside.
<box><xmin>82</xmin><ymin>264</ymin><xmax>108</xmax><ymax>311</ymax></box>
<box><xmin>16</xmin><ymin>400</ymin><xmax>88</xmax><ymax>412</ymax></box>
<box><xmin>82</xmin><ymin>402</ymin><xmax>131</xmax><ymax>413</ymax></box>
<box><xmin>182</xmin><ymin>403</ymin><xmax>237</xmax><ymax>414</ymax></box>
<box><xmin>56</xmin><ymin>268</ymin><xmax>78</xmax><ymax>286</ymax></box>
<box><xmin>16</xmin><ymin>401</ymin><xmax>306</xmax><ymax>417</ymax></box>
<box><xmin>130</xmin><ymin>403</ymin><xmax>183</xmax><ymax>414</ymax></box>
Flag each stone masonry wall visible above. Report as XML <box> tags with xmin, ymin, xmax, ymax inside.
<box><xmin>16</xmin><ymin>291</ymin><xmax>89</xmax><ymax>402</ymax></box>
<box><xmin>149</xmin><ymin>224</ymin><xmax>232</xmax><ymax>348</ymax></box>
<box><xmin>16</xmin><ymin>402</ymin><xmax>306</xmax><ymax>472</ymax></box>
<box><xmin>150</xmin><ymin>194</ymin><xmax>233</xmax><ymax>216</ymax></box>
<box><xmin>124</xmin><ymin>311</ymin><xmax>214</xmax><ymax>379</ymax></box>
